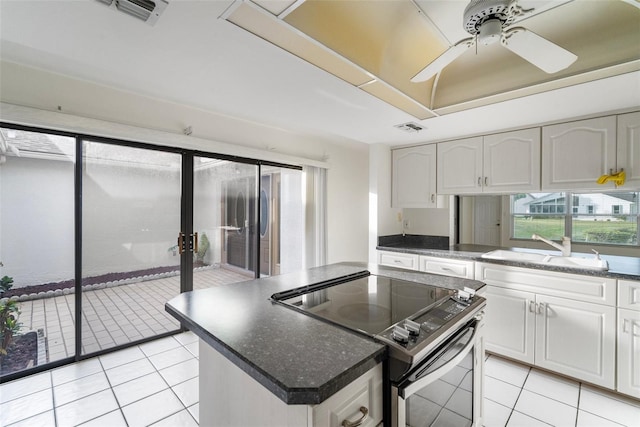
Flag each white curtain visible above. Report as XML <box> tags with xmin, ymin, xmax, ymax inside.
<box><xmin>302</xmin><ymin>165</ymin><xmax>327</xmax><ymax>268</ymax></box>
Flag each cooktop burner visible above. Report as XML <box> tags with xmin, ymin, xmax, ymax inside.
<box><xmin>271</xmin><ymin>271</ymin><xmax>453</xmax><ymax>336</ymax></box>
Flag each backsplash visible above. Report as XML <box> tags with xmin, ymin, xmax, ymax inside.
<box><xmin>378</xmin><ymin>234</ymin><xmax>450</xmax><ymax>250</ymax></box>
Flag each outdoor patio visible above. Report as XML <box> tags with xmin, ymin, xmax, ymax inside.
<box><xmin>6</xmin><ymin>267</ymin><xmax>250</xmax><ymax>372</ymax></box>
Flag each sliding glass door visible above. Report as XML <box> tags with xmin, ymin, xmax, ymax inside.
<box><xmin>0</xmin><ymin>127</ymin><xmax>76</xmax><ymax>378</ymax></box>
<box><xmin>81</xmin><ymin>140</ymin><xmax>182</xmax><ymax>355</ymax></box>
<box><xmin>1</xmin><ymin>123</ymin><xmax>309</xmax><ymax>381</ymax></box>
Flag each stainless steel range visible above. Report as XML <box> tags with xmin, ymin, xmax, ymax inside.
<box><xmin>271</xmin><ymin>270</ymin><xmax>486</xmax><ymax>427</ymax></box>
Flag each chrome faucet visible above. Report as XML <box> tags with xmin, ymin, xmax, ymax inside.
<box><xmin>531</xmin><ymin>234</ymin><xmax>571</xmax><ymax>257</ymax></box>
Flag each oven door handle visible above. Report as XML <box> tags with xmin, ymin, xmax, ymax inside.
<box><xmin>401</xmin><ymin>325</ymin><xmax>476</xmax><ymax>399</ymax></box>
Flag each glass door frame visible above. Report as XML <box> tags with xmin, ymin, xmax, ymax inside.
<box><xmin>0</xmin><ymin>122</ymin><xmax>302</xmax><ymax>383</ymax></box>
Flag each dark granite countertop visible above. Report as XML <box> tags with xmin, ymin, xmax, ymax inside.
<box><xmin>377</xmin><ymin>239</ymin><xmax>640</xmax><ymax>280</ymax></box>
<box><xmin>165</xmin><ymin>262</ymin><xmax>486</xmax><ymax>406</ymax></box>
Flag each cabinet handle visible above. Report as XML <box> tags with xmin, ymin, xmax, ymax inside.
<box><xmin>341</xmin><ymin>406</ymin><xmax>369</xmax><ymax>427</ymax></box>
<box><xmin>431</xmin><ymin>193</ymin><xmax>435</xmax><ymax>203</ymax></box>
<box><xmin>537</xmin><ymin>302</ymin><xmax>545</xmax><ymax>314</ymax></box>
<box><xmin>623</xmin><ymin>319</ymin><xmax>630</xmax><ymax>333</ymax></box>
<box><xmin>484</xmin><ymin>177</ymin><xmax>488</xmax><ymax>186</ymax></box>
<box><xmin>477</xmin><ymin>177</ymin><xmax>482</xmax><ymax>187</ymax></box>
<box><xmin>529</xmin><ymin>301</ymin><xmax>536</xmax><ymax>313</ymax></box>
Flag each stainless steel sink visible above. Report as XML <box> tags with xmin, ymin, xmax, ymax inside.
<box><xmin>481</xmin><ymin>249</ymin><xmax>609</xmax><ymax>271</ymax></box>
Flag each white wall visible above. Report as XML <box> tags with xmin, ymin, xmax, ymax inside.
<box><xmin>0</xmin><ymin>61</ymin><xmax>371</xmax><ymax>267</ymax></box>
<box><xmin>1</xmin><ymin>156</ymin><xmax>75</xmax><ymax>286</ymax></box>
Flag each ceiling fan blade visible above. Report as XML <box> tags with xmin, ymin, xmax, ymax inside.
<box><xmin>502</xmin><ymin>27</ymin><xmax>577</xmax><ymax>73</ymax></box>
<box><xmin>411</xmin><ymin>39</ymin><xmax>474</xmax><ymax>82</ymax></box>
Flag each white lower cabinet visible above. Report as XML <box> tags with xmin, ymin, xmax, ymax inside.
<box><xmin>200</xmin><ymin>341</ymin><xmax>383</xmax><ymax>427</ymax></box>
<box><xmin>419</xmin><ymin>255</ymin><xmax>475</xmax><ymax>279</ymax></box>
<box><xmin>378</xmin><ymin>250</ymin><xmax>419</xmax><ymax>270</ymax></box>
<box><xmin>484</xmin><ymin>286</ymin><xmax>535</xmax><ymax>363</ymax></box>
<box><xmin>618</xmin><ymin>279</ymin><xmax>640</xmax><ymax>399</ymax></box>
<box><xmin>533</xmin><ymin>295</ymin><xmax>615</xmax><ymax>388</ymax></box>
<box><xmin>478</xmin><ymin>263</ymin><xmax>617</xmax><ymax>389</ymax></box>
<box><xmin>617</xmin><ymin>308</ymin><xmax>640</xmax><ymax>399</ymax></box>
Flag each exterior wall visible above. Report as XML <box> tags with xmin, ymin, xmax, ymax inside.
<box><xmin>1</xmin><ymin>156</ymin><xmax>75</xmax><ymax>286</ymax></box>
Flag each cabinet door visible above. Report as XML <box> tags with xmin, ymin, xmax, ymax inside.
<box><xmin>534</xmin><ymin>295</ymin><xmax>615</xmax><ymax>388</ymax></box>
<box><xmin>617</xmin><ymin>111</ymin><xmax>640</xmax><ymax>189</ymax></box>
<box><xmin>392</xmin><ymin>144</ymin><xmax>437</xmax><ymax>208</ymax></box>
<box><xmin>484</xmin><ymin>128</ymin><xmax>541</xmax><ymax>193</ymax></box>
<box><xmin>484</xmin><ymin>286</ymin><xmax>535</xmax><ymax>364</ymax></box>
<box><xmin>618</xmin><ymin>308</ymin><xmax>640</xmax><ymax>399</ymax></box>
<box><xmin>437</xmin><ymin>137</ymin><xmax>483</xmax><ymax>194</ymax></box>
<box><xmin>312</xmin><ymin>364</ymin><xmax>383</xmax><ymax>427</ymax></box>
<box><xmin>542</xmin><ymin>116</ymin><xmax>617</xmax><ymax>190</ymax></box>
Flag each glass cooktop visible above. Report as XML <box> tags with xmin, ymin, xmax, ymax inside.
<box><xmin>272</xmin><ymin>273</ymin><xmax>453</xmax><ymax>337</ymax></box>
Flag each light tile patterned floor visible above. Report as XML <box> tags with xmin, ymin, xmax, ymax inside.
<box><xmin>483</xmin><ymin>354</ymin><xmax>640</xmax><ymax>427</ymax></box>
<box><xmin>2</xmin><ymin>343</ymin><xmax>639</xmax><ymax>427</ymax></box>
<box><xmin>11</xmin><ymin>267</ymin><xmax>250</xmax><ymax>362</ymax></box>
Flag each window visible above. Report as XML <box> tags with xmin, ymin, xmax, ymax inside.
<box><xmin>511</xmin><ymin>192</ymin><xmax>639</xmax><ymax>246</ymax></box>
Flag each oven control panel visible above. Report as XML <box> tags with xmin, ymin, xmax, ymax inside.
<box><xmin>384</xmin><ymin>288</ymin><xmax>484</xmax><ymax>351</ymax></box>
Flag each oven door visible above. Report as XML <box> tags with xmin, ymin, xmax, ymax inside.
<box><xmin>393</xmin><ymin>317</ymin><xmax>484</xmax><ymax>427</ymax></box>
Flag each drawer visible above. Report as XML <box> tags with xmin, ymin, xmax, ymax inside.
<box><xmin>419</xmin><ymin>256</ymin><xmax>474</xmax><ymax>279</ymax></box>
<box><xmin>311</xmin><ymin>364</ymin><xmax>383</xmax><ymax>427</ymax></box>
<box><xmin>618</xmin><ymin>280</ymin><xmax>640</xmax><ymax>311</ymax></box>
<box><xmin>378</xmin><ymin>251</ymin><xmax>419</xmax><ymax>270</ymax></box>
<box><xmin>475</xmin><ymin>262</ymin><xmax>616</xmax><ymax>306</ymax></box>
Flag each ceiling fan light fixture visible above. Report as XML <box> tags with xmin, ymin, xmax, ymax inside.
<box><xmin>478</xmin><ymin>18</ymin><xmax>502</xmax><ymax>45</ymax></box>
<box><xmin>463</xmin><ymin>0</ymin><xmax>511</xmax><ymax>35</ymax></box>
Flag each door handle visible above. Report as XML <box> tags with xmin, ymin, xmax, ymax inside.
<box><xmin>177</xmin><ymin>233</ymin><xmax>185</xmax><ymax>254</ymax></box>
<box><xmin>192</xmin><ymin>232</ymin><xmax>199</xmax><ymax>254</ymax></box>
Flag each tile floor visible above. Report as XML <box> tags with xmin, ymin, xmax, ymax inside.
<box><xmin>7</xmin><ymin>267</ymin><xmax>249</xmax><ymax>363</ymax></box>
<box><xmin>483</xmin><ymin>354</ymin><xmax>640</xmax><ymax>427</ymax></box>
<box><xmin>1</xmin><ymin>335</ymin><xmax>639</xmax><ymax>427</ymax></box>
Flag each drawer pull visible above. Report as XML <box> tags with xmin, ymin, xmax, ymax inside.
<box><xmin>341</xmin><ymin>406</ymin><xmax>369</xmax><ymax>427</ymax></box>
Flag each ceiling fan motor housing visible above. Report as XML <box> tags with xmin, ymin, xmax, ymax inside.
<box><xmin>463</xmin><ymin>0</ymin><xmax>513</xmax><ymax>35</ymax></box>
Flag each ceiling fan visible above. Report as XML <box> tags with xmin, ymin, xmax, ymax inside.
<box><xmin>411</xmin><ymin>0</ymin><xmax>578</xmax><ymax>82</ymax></box>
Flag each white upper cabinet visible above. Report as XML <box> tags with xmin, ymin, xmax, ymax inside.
<box><xmin>542</xmin><ymin>116</ymin><xmax>617</xmax><ymax>190</ymax></box>
<box><xmin>392</xmin><ymin>144</ymin><xmax>437</xmax><ymax>208</ymax></box>
<box><xmin>437</xmin><ymin>129</ymin><xmax>540</xmax><ymax>194</ymax></box>
<box><xmin>483</xmin><ymin>128</ymin><xmax>541</xmax><ymax>193</ymax></box>
<box><xmin>437</xmin><ymin>137</ymin><xmax>483</xmax><ymax>195</ymax></box>
<box><xmin>617</xmin><ymin>111</ymin><xmax>640</xmax><ymax>189</ymax></box>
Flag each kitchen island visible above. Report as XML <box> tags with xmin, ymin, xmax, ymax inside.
<box><xmin>165</xmin><ymin>262</ymin><xmax>486</xmax><ymax>426</ymax></box>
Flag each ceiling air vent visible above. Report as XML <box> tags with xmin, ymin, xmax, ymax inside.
<box><xmin>96</xmin><ymin>0</ymin><xmax>168</xmax><ymax>26</ymax></box>
<box><xmin>394</xmin><ymin>122</ymin><xmax>425</xmax><ymax>133</ymax></box>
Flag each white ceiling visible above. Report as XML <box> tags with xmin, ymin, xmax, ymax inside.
<box><xmin>0</xmin><ymin>0</ymin><xmax>638</xmax><ymax>147</ymax></box>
